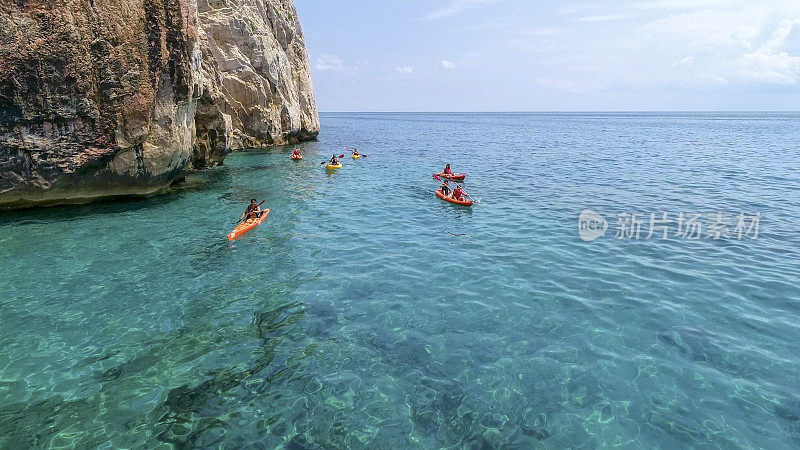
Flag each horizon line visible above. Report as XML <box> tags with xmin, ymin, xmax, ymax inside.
<box><xmin>319</xmin><ymin>110</ymin><xmax>800</xmax><ymax>114</ymax></box>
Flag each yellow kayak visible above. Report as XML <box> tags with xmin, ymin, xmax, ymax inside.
<box><xmin>326</xmin><ymin>163</ymin><xmax>342</xmax><ymax>170</ymax></box>
<box><xmin>352</xmin><ymin>154</ymin><xmax>360</xmax><ymax>159</ymax></box>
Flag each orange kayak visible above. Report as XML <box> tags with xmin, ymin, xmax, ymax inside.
<box><xmin>439</xmin><ymin>172</ymin><xmax>465</xmax><ymax>181</ymax></box>
<box><xmin>436</xmin><ymin>190</ymin><xmax>473</xmax><ymax>207</ymax></box>
<box><xmin>227</xmin><ymin>208</ymin><xmax>270</xmax><ymax>241</ymax></box>
<box><xmin>291</xmin><ymin>154</ymin><xmax>302</xmax><ymax>160</ymax></box>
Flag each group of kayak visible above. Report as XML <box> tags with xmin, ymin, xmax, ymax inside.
<box><xmin>291</xmin><ymin>147</ymin><xmax>364</xmax><ymax>170</ymax></box>
<box><xmin>228</xmin><ymin>149</ymin><xmax>472</xmax><ymax>241</ymax></box>
<box><xmin>321</xmin><ymin>147</ymin><xmax>364</xmax><ymax>169</ymax></box>
<box><xmin>434</xmin><ymin>164</ymin><xmax>473</xmax><ymax>207</ymax></box>
<box><xmin>228</xmin><ymin>147</ymin><xmax>365</xmax><ymax>241</ymax></box>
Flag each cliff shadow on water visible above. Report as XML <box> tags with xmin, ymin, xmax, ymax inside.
<box><xmin>0</xmin><ymin>167</ymin><xmax>232</xmax><ymax>225</ymax></box>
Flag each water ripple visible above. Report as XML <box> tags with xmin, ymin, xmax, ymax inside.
<box><xmin>1</xmin><ymin>113</ymin><xmax>799</xmax><ymax>448</ymax></box>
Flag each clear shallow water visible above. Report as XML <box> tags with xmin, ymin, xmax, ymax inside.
<box><xmin>1</xmin><ymin>112</ymin><xmax>799</xmax><ymax>448</ymax></box>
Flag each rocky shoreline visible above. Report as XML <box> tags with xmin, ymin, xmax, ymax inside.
<box><xmin>0</xmin><ymin>0</ymin><xmax>318</xmax><ymax>209</ymax></box>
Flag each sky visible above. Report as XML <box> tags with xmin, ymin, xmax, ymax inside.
<box><xmin>294</xmin><ymin>0</ymin><xmax>800</xmax><ymax>111</ymax></box>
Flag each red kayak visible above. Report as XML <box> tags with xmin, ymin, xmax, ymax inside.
<box><xmin>439</xmin><ymin>172</ymin><xmax>466</xmax><ymax>181</ymax></box>
<box><xmin>436</xmin><ymin>190</ymin><xmax>473</xmax><ymax>207</ymax></box>
<box><xmin>291</xmin><ymin>154</ymin><xmax>302</xmax><ymax>160</ymax></box>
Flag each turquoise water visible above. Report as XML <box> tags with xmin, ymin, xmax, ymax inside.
<box><xmin>1</xmin><ymin>112</ymin><xmax>799</xmax><ymax>448</ymax></box>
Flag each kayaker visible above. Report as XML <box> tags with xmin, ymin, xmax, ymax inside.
<box><xmin>352</xmin><ymin>148</ymin><xmax>360</xmax><ymax>157</ymax></box>
<box><xmin>443</xmin><ymin>164</ymin><xmax>453</xmax><ymax>175</ymax></box>
<box><xmin>452</xmin><ymin>185</ymin><xmax>465</xmax><ymax>201</ymax></box>
<box><xmin>329</xmin><ymin>154</ymin><xmax>339</xmax><ymax>165</ymax></box>
<box><xmin>440</xmin><ymin>180</ymin><xmax>452</xmax><ymax>197</ymax></box>
<box><xmin>240</xmin><ymin>199</ymin><xmax>265</xmax><ymax>222</ymax></box>
<box><xmin>292</xmin><ymin>148</ymin><xmax>301</xmax><ymax>157</ymax></box>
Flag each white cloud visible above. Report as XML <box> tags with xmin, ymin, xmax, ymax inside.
<box><xmin>535</xmin><ymin>77</ymin><xmax>604</xmax><ymax>94</ymax></box>
<box><xmin>634</xmin><ymin>0</ymin><xmax>734</xmax><ymax>10</ymax></box>
<box><xmin>739</xmin><ymin>19</ymin><xmax>800</xmax><ymax>84</ymax></box>
<box><xmin>708</xmin><ymin>74</ymin><xmax>728</xmax><ymax>84</ymax></box>
<box><xmin>394</xmin><ymin>66</ymin><xmax>414</xmax><ymax>74</ymax></box>
<box><xmin>556</xmin><ymin>4</ymin><xmax>601</xmax><ymax>15</ymax></box>
<box><xmin>641</xmin><ymin>8</ymin><xmax>768</xmax><ymax>49</ymax></box>
<box><xmin>531</xmin><ymin>0</ymin><xmax>800</xmax><ymax>95</ymax></box>
<box><xmin>519</xmin><ymin>27</ymin><xmax>562</xmax><ymax>36</ymax></box>
<box><xmin>635</xmin><ymin>0</ymin><xmax>800</xmax><ymax>13</ymax></box>
<box><xmin>739</xmin><ymin>51</ymin><xmax>799</xmax><ymax>83</ymax></box>
<box><xmin>634</xmin><ymin>0</ymin><xmax>800</xmax><ymax>12</ymax></box>
<box><xmin>632</xmin><ymin>4</ymin><xmax>800</xmax><ymax>86</ymax></box>
<box><xmin>313</xmin><ymin>54</ymin><xmax>349</xmax><ymax>72</ymax></box>
<box><xmin>441</xmin><ymin>60</ymin><xmax>456</xmax><ymax>69</ymax></box>
<box><xmin>578</xmin><ymin>14</ymin><xmax>630</xmax><ymax>23</ymax></box>
<box><xmin>424</xmin><ymin>0</ymin><xmax>501</xmax><ymax>20</ymax></box>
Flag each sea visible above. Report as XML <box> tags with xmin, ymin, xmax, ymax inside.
<box><xmin>1</xmin><ymin>112</ymin><xmax>799</xmax><ymax>448</ymax></box>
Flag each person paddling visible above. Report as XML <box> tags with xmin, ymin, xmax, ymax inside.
<box><xmin>292</xmin><ymin>147</ymin><xmax>301</xmax><ymax>157</ymax></box>
<box><xmin>352</xmin><ymin>148</ymin><xmax>360</xmax><ymax>157</ymax></box>
<box><xmin>239</xmin><ymin>199</ymin><xmax>265</xmax><ymax>223</ymax></box>
<box><xmin>452</xmin><ymin>184</ymin><xmax>467</xmax><ymax>201</ymax></box>
<box><xmin>443</xmin><ymin>164</ymin><xmax>453</xmax><ymax>175</ymax></box>
<box><xmin>329</xmin><ymin>154</ymin><xmax>339</xmax><ymax>165</ymax></box>
<box><xmin>440</xmin><ymin>180</ymin><xmax>452</xmax><ymax>197</ymax></box>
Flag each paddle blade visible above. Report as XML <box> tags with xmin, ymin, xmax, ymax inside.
<box><xmin>433</xmin><ymin>174</ymin><xmax>441</xmax><ymax>181</ymax></box>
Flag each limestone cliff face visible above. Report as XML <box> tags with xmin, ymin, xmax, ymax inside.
<box><xmin>194</xmin><ymin>0</ymin><xmax>319</xmax><ymax>166</ymax></box>
<box><xmin>0</xmin><ymin>0</ymin><xmax>318</xmax><ymax>209</ymax></box>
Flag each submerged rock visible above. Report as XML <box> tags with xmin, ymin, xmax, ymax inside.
<box><xmin>0</xmin><ymin>0</ymin><xmax>318</xmax><ymax>209</ymax></box>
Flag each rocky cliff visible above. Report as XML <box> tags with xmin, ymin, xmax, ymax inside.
<box><xmin>195</xmin><ymin>0</ymin><xmax>319</xmax><ymax>165</ymax></box>
<box><xmin>0</xmin><ymin>0</ymin><xmax>318</xmax><ymax>209</ymax></box>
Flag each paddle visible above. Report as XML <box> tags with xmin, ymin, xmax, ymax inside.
<box><xmin>234</xmin><ymin>200</ymin><xmax>265</xmax><ymax>224</ymax></box>
<box><xmin>346</xmin><ymin>147</ymin><xmax>367</xmax><ymax>158</ymax></box>
<box><xmin>434</xmin><ymin>174</ymin><xmax>460</xmax><ymax>189</ymax></box>
<box><xmin>433</xmin><ymin>174</ymin><xmax>459</xmax><ymax>198</ymax></box>
<box><xmin>320</xmin><ymin>155</ymin><xmax>345</xmax><ymax>165</ymax></box>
